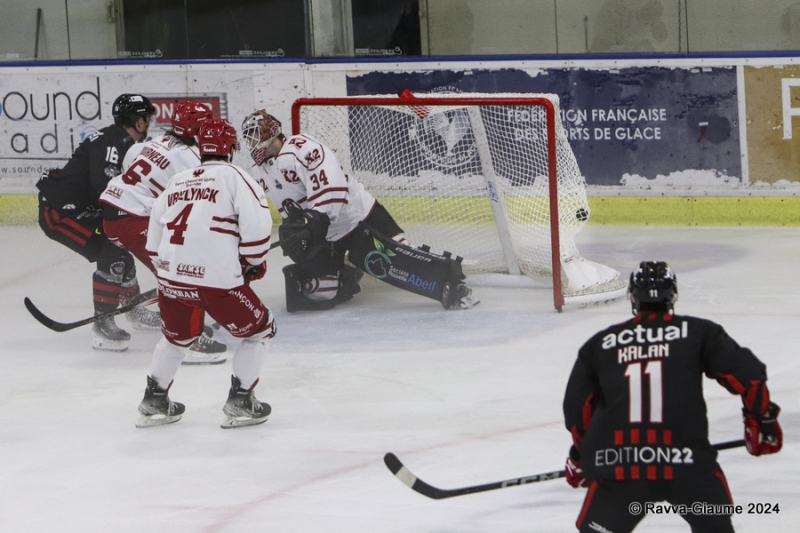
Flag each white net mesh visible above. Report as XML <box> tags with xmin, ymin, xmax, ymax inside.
<box><xmin>294</xmin><ymin>93</ymin><xmax>624</xmax><ymax>301</ymax></box>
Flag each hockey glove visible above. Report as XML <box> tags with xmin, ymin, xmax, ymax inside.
<box><xmin>279</xmin><ymin>199</ymin><xmax>330</xmax><ymax>264</ymax></box>
<box><xmin>743</xmin><ymin>401</ymin><xmax>782</xmax><ymax>456</ymax></box>
<box><xmin>245</xmin><ymin>261</ymin><xmax>267</xmax><ymax>282</ymax></box>
<box><xmin>565</xmin><ymin>445</ymin><xmax>589</xmax><ymax>488</ymax></box>
<box><xmin>279</xmin><ymin>218</ymin><xmax>311</xmax><ymax>263</ymax></box>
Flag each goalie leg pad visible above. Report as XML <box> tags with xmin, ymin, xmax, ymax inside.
<box><xmin>283</xmin><ymin>265</ymin><xmax>339</xmax><ymax>312</ymax></box>
<box><xmin>346</xmin><ymin>222</ymin><xmax>468</xmax><ymax>309</ymax></box>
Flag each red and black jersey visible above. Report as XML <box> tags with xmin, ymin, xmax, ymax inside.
<box><xmin>37</xmin><ymin>125</ymin><xmax>136</xmax><ymax>210</ymax></box>
<box><xmin>563</xmin><ymin>312</ymin><xmax>770</xmax><ymax>481</ymax></box>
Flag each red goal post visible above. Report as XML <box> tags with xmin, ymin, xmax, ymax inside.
<box><xmin>291</xmin><ymin>91</ymin><xmax>626</xmax><ymax>310</ymax></box>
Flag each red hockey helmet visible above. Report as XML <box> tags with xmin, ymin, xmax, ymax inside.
<box><xmin>172</xmin><ymin>101</ymin><xmax>213</xmax><ymax>137</ymax></box>
<box><xmin>198</xmin><ymin>119</ymin><xmax>239</xmax><ymax>157</ymax></box>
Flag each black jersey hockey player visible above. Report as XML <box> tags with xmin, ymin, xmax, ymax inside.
<box><xmin>562</xmin><ymin>261</ymin><xmax>782</xmax><ymax>533</ymax></box>
<box><xmin>37</xmin><ymin>94</ymin><xmax>157</xmax><ymax>351</ymax></box>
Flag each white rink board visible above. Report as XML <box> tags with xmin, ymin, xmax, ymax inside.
<box><xmin>0</xmin><ymin>63</ymin><xmax>306</xmax><ymax>192</ymax></box>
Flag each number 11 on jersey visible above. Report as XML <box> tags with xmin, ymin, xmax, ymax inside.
<box><xmin>624</xmin><ymin>361</ymin><xmax>663</xmax><ymax>423</ymax></box>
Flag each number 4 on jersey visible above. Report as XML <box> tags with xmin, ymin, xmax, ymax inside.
<box><xmin>166</xmin><ymin>204</ymin><xmax>194</xmax><ymax>245</ymax></box>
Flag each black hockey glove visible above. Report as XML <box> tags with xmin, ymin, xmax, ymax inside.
<box><xmin>744</xmin><ymin>401</ymin><xmax>783</xmax><ymax>456</ymax></box>
<box><xmin>279</xmin><ymin>199</ymin><xmax>330</xmax><ymax>264</ymax></box>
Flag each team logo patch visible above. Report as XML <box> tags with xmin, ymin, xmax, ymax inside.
<box><xmin>363</xmin><ymin>237</ymin><xmax>396</xmax><ymax>279</ymax></box>
<box><xmin>176</xmin><ymin>263</ymin><xmax>206</xmax><ymax>278</ymax></box>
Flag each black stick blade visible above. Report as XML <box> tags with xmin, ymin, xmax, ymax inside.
<box><xmin>24</xmin><ymin>297</ymin><xmax>71</xmax><ymax>332</ymax></box>
<box><xmin>23</xmin><ymin>288</ymin><xmax>159</xmax><ymax>333</ymax></box>
<box><xmin>384</xmin><ymin>453</ymin><xmax>449</xmax><ymax>499</ymax></box>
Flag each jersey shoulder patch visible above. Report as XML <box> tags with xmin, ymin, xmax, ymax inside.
<box><xmin>279</xmin><ymin>134</ymin><xmax>326</xmax><ymax>171</ymax></box>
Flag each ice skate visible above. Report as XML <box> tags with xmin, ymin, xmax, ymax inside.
<box><xmin>184</xmin><ymin>327</ymin><xmax>227</xmax><ymax>365</ymax></box>
<box><xmin>136</xmin><ymin>376</ymin><xmax>185</xmax><ymax>428</ymax></box>
<box><xmin>92</xmin><ymin>314</ymin><xmax>131</xmax><ymax>352</ymax></box>
<box><xmin>126</xmin><ymin>305</ymin><xmax>162</xmax><ymax>330</ymax></box>
<box><xmin>338</xmin><ymin>265</ymin><xmax>364</xmax><ymax>297</ymax></box>
<box><xmin>455</xmin><ymin>284</ymin><xmax>480</xmax><ymax>310</ymax></box>
<box><xmin>443</xmin><ymin>284</ymin><xmax>480</xmax><ymax>310</ymax></box>
<box><xmin>220</xmin><ymin>376</ymin><xmax>271</xmax><ymax>429</ymax></box>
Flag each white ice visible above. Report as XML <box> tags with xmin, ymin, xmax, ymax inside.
<box><xmin>1</xmin><ymin>225</ymin><xmax>798</xmax><ymax>533</ymax></box>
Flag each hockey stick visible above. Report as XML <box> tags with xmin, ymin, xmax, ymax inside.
<box><xmin>384</xmin><ymin>439</ymin><xmax>746</xmax><ymax>500</ymax></box>
<box><xmin>23</xmin><ymin>240</ymin><xmax>283</xmax><ymax>333</ymax></box>
<box><xmin>24</xmin><ymin>288</ymin><xmax>159</xmax><ymax>333</ymax></box>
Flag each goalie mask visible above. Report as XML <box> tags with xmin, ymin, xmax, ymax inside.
<box><xmin>241</xmin><ymin>110</ymin><xmax>283</xmax><ymax>166</ymax></box>
<box><xmin>628</xmin><ymin>261</ymin><xmax>678</xmax><ymax>314</ymax></box>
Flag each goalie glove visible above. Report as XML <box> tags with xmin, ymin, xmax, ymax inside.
<box><xmin>279</xmin><ymin>199</ymin><xmax>330</xmax><ymax>264</ymax></box>
<box><xmin>743</xmin><ymin>401</ymin><xmax>783</xmax><ymax>456</ymax></box>
<box><xmin>565</xmin><ymin>445</ymin><xmax>589</xmax><ymax>488</ymax></box>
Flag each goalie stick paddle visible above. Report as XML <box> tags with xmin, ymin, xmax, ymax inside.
<box><xmin>24</xmin><ymin>288</ymin><xmax>158</xmax><ymax>333</ymax></box>
<box><xmin>384</xmin><ymin>439</ymin><xmax>746</xmax><ymax>500</ymax></box>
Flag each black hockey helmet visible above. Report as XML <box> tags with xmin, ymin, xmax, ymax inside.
<box><xmin>112</xmin><ymin>94</ymin><xmax>155</xmax><ymax>126</ymax></box>
<box><xmin>628</xmin><ymin>261</ymin><xmax>678</xmax><ymax>313</ymax></box>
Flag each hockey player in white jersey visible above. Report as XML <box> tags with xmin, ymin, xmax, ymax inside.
<box><xmin>100</xmin><ymin>101</ymin><xmax>226</xmax><ymax>360</ymax></box>
<box><xmin>241</xmin><ymin>110</ymin><xmax>478</xmax><ymax>312</ymax></box>
<box><xmin>136</xmin><ymin>119</ymin><xmax>276</xmax><ymax>429</ymax></box>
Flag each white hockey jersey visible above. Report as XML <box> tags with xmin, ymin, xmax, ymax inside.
<box><xmin>100</xmin><ymin>135</ymin><xmax>201</xmax><ymax>217</ymax></box>
<box><xmin>251</xmin><ymin>133</ymin><xmax>376</xmax><ymax>242</ymax></box>
<box><xmin>147</xmin><ymin>161</ymin><xmax>273</xmax><ymax>290</ymax></box>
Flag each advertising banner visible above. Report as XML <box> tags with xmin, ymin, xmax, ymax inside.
<box><xmin>346</xmin><ymin>66</ymin><xmax>741</xmax><ymax>188</ymax></box>
<box><xmin>0</xmin><ymin>65</ymin><xmax>304</xmax><ymax>193</ymax></box>
<box><xmin>744</xmin><ymin>64</ymin><xmax>800</xmax><ymax>186</ymax></box>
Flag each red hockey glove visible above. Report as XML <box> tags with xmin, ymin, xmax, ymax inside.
<box><xmin>565</xmin><ymin>446</ymin><xmax>589</xmax><ymax>488</ymax></box>
<box><xmin>744</xmin><ymin>401</ymin><xmax>782</xmax><ymax>456</ymax></box>
<box><xmin>240</xmin><ymin>259</ymin><xmax>267</xmax><ymax>282</ymax></box>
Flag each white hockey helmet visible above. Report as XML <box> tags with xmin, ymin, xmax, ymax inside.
<box><xmin>241</xmin><ymin>110</ymin><xmax>283</xmax><ymax>166</ymax></box>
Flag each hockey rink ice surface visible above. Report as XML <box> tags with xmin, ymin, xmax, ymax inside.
<box><xmin>1</xmin><ymin>224</ymin><xmax>798</xmax><ymax>533</ymax></box>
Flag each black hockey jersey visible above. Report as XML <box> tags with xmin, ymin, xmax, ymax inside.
<box><xmin>563</xmin><ymin>312</ymin><xmax>769</xmax><ymax>481</ymax></box>
<box><xmin>37</xmin><ymin>125</ymin><xmax>136</xmax><ymax>210</ymax></box>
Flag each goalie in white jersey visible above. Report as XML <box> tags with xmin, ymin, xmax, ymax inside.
<box><xmin>242</xmin><ymin>110</ymin><xmax>478</xmax><ymax>312</ymax></box>
<box><xmin>99</xmin><ymin>101</ymin><xmax>226</xmax><ymax>359</ymax></box>
<box><xmin>137</xmin><ymin>119</ymin><xmax>276</xmax><ymax>429</ymax></box>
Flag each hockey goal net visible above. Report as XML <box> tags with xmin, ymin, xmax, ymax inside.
<box><xmin>291</xmin><ymin>91</ymin><xmax>626</xmax><ymax>309</ymax></box>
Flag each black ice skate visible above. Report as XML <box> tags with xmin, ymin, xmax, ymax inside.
<box><xmin>136</xmin><ymin>376</ymin><xmax>185</xmax><ymax>428</ymax></box>
<box><xmin>92</xmin><ymin>314</ymin><xmax>131</xmax><ymax>352</ymax></box>
<box><xmin>455</xmin><ymin>284</ymin><xmax>480</xmax><ymax>310</ymax></box>
<box><xmin>221</xmin><ymin>376</ymin><xmax>271</xmax><ymax>429</ymax></box>
<box><xmin>126</xmin><ymin>305</ymin><xmax>162</xmax><ymax>330</ymax></box>
<box><xmin>443</xmin><ymin>284</ymin><xmax>480</xmax><ymax>310</ymax></box>
<box><xmin>184</xmin><ymin>326</ymin><xmax>227</xmax><ymax>365</ymax></box>
<box><xmin>334</xmin><ymin>265</ymin><xmax>364</xmax><ymax>303</ymax></box>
